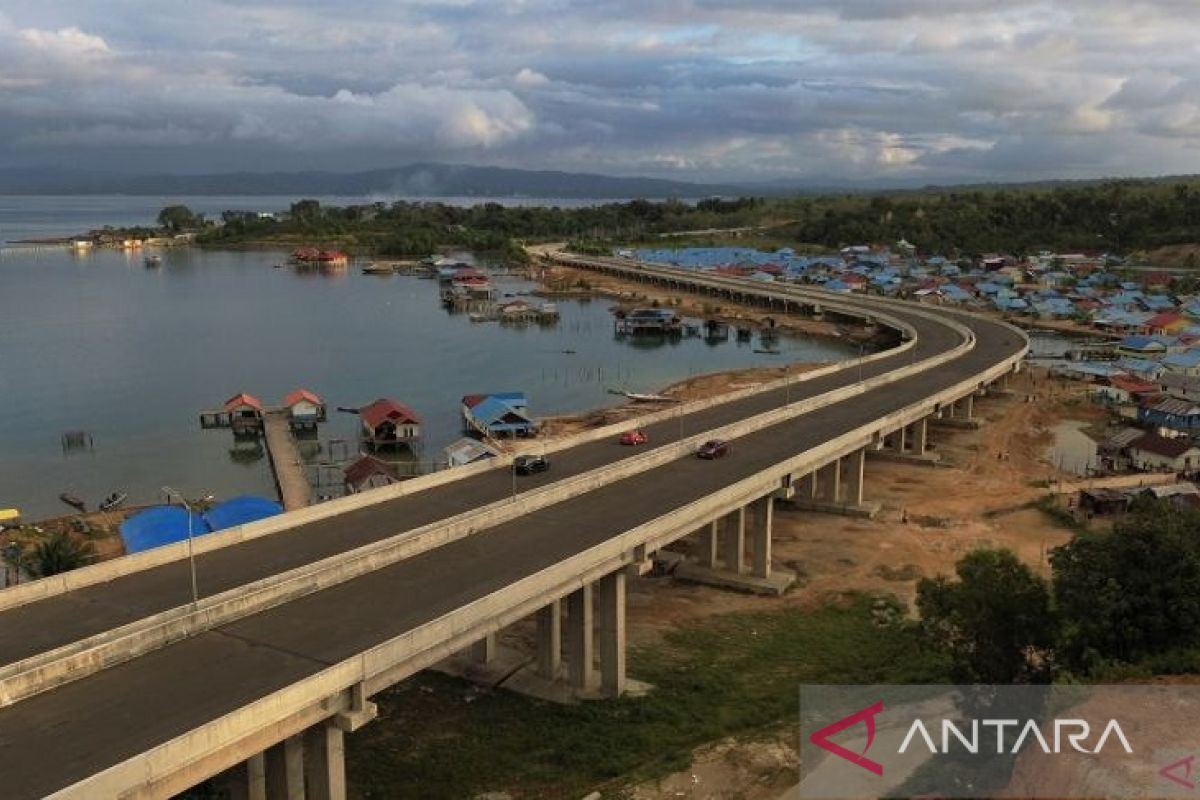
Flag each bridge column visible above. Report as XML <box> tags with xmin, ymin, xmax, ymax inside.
<box><xmin>695</xmin><ymin>521</ymin><xmax>719</xmax><ymax>568</ymax></box>
<box><xmin>566</xmin><ymin>584</ymin><xmax>597</xmax><ymax>692</ymax></box>
<box><xmin>597</xmin><ymin>571</ymin><xmax>627</xmax><ymax>697</ymax></box>
<box><xmin>844</xmin><ymin>448</ymin><xmax>865</xmax><ymax>505</ymax></box>
<box><xmin>721</xmin><ymin>507</ymin><xmax>746</xmax><ymax>574</ymax></box>
<box><xmin>796</xmin><ymin>472</ymin><xmax>816</xmax><ymax>500</ymax></box>
<box><xmin>961</xmin><ymin>394</ymin><xmax>974</xmax><ymax>419</ymax></box>
<box><xmin>746</xmin><ymin>496</ymin><xmax>774</xmax><ymax>579</ymax></box>
<box><xmin>303</xmin><ymin>723</ymin><xmax>347</xmax><ymax>800</ymax></box>
<box><xmin>817</xmin><ymin>460</ymin><xmax>841</xmax><ymax>502</ymax></box>
<box><xmin>536</xmin><ymin>600</ymin><xmax>562</xmax><ymax>680</ymax></box>
<box><xmin>909</xmin><ymin>418</ymin><xmax>928</xmax><ymax>456</ymax></box>
<box><xmin>471</xmin><ymin>633</ymin><xmax>497</xmax><ymax>664</ymax></box>
<box><xmin>220</xmin><ymin>753</ymin><xmax>268</xmax><ymax>800</ymax></box>
<box><xmin>265</xmin><ymin>735</ymin><xmax>305</xmax><ymax>800</ymax></box>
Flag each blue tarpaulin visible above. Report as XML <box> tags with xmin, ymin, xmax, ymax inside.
<box><xmin>120</xmin><ymin>495</ymin><xmax>283</xmax><ymax>554</ymax></box>
<box><xmin>205</xmin><ymin>496</ymin><xmax>283</xmax><ymax>530</ymax></box>
<box><xmin>119</xmin><ymin>506</ymin><xmax>212</xmax><ymax>554</ymax></box>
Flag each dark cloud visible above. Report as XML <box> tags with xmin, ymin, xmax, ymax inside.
<box><xmin>0</xmin><ymin>1</ymin><xmax>1198</xmax><ymax>182</ymax></box>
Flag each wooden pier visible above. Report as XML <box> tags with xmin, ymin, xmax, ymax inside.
<box><xmin>262</xmin><ymin>411</ymin><xmax>312</xmax><ymax>511</ymax></box>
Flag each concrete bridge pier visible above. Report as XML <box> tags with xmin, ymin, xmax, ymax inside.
<box><xmin>907</xmin><ymin>418</ymin><xmax>928</xmax><ymax>456</ymax></box>
<box><xmin>219</xmin><ymin>718</ymin><xmax>349</xmax><ymax>800</ymax></box>
<box><xmin>791</xmin><ymin>449</ymin><xmax>881</xmax><ymax>517</ymax></box>
<box><xmin>535</xmin><ymin>599</ymin><xmax>562</xmax><ymax>680</ymax></box>
<box><xmin>596</xmin><ymin>571</ymin><xmax>626</xmax><ymax>697</ymax></box>
<box><xmin>932</xmin><ymin>394</ymin><xmax>981</xmax><ymax>430</ymax></box>
<box><xmin>566</xmin><ymin>584</ymin><xmax>597</xmax><ymax>693</ymax></box>
<box><xmin>676</xmin><ymin>499</ymin><xmax>795</xmax><ymax>595</ymax></box>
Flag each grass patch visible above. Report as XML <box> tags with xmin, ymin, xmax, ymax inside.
<box><xmin>346</xmin><ymin>594</ymin><xmax>949</xmax><ymax>799</ymax></box>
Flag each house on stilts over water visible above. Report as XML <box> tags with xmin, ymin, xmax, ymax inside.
<box><xmin>461</xmin><ymin>392</ymin><xmax>537</xmax><ymax>438</ymax></box>
<box><xmin>359</xmin><ymin>398</ymin><xmax>422</xmax><ymax>452</ymax></box>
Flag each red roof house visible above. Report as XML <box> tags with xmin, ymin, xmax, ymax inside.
<box><xmin>359</xmin><ymin>398</ymin><xmax>421</xmax><ymax>450</ymax></box>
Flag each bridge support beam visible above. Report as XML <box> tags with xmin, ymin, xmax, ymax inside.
<box><xmin>817</xmin><ymin>460</ymin><xmax>841</xmax><ymax>502</ymax></box>
<box><xmin>746</xmin><ymin>495</ymin><xmax>773</xmax><ymax>579</ymax></box>
<box><xmin>791</xmin><ymin>449</ymin><xmax>879</xmax><ymax>517</ymax></box>
<box><xmin>219</xmin><ymin>753</ymin><xmax>268</xmax><ymax>800</ymax></box>
<box><xmin>303</xmin><ymin>723</ymin><xmax>347</xmax><ymax>800</ymax></box>
<box><xmin>471</xmin><ymin>633</ymin><xmax>497</xmax><ymax>665</ymax></box>
<box><xmin>796</xmin><ymin>472</ymin><xmax>816</xmax><ymax>501</ymax></box>
<box><xmin>597</xmin><ymin>571</ymin><xmax>626</xmax><ymax>698</ymax></box>
<box><xmin>567</xmin><ymin>584</ymin><xmax>597</xmax><ymax>692</ymax></box>
<box><xmin>536</xmin><ymin>600</ymin><xmax>562</xmax><ymax>680</ymax></box>
<box><xmin>265</xmin><ymin>735</ymin><xmax>305</xmax><ymax>800</ymax></box>
<box><xmin>908</xmin><ymin>417</ymin><xmax>928</xmax><ymax>456</ymax></box>
<box><xmin>844</xmin><ymin>448</ymin><xmax>865</xmax><ymax>506</ymax></box>
<box><xmin>721</xmin><ymin>508</ymin><xmax>746</xmax><ymax>575</ymax></box>
<box><xmin>695</xmin><ymin>521</ymin><xmax>719</xmax><ymax>568</ymax></box>
<box><xmin>676</xmin><ymin>496</ymin><xmax>795</xmax><ymax>595</ymax></box>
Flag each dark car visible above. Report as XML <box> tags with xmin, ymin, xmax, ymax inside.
<box><xmin>696</xmin><ymin>439</ymin><xmax>730</xmax><ymax>459</ymax></box>
<box><xmin>514</xmin><ymin>454</ymin><xmax>550</xmax><ymax>475</ymax></box>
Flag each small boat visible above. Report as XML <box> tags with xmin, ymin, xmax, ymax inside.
<box><xmin>362</xmin><ymin>263</ymin><xmax>393</xmax><ymax>275</ymax></box>
<box><xmin>144</xmin><ymin>254</ymin><xmax>162</xmax><ymax>267</ymax></box>
<box><xmin>623</xmin><ymin>391</ymin><xmax>678</xmax><ymax>403</ymax></box>
<box><xmin>59</xmin><ymin>493</ymin><xmax>86</xmax><ymax>512</ymax></box>
<box><xmin>99</xmin><ymin>492</ymin><xmax>127</xmax><ymax>512</ymax></box>
<box><xmin>753</xmin><ymin>348</ymin><xmax>781</xmax><ymax>355</ymax></box>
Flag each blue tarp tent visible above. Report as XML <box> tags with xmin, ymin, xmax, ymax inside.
<box><xmin>120</xmin><ymin>495</ymin><xmax>283</xmax><ymax>554</ymax></box>
<box><xmin>120</xmin><ymin>506</ymin><xmax>212</xmax><ymax>554</ymax></box>
<box><xmin>205</xmin><ymin>496</ymin><xmax>283</xmax><ymax>531</ymax></box>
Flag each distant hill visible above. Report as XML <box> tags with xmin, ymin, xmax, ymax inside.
<box><xmin>0</xmin><ymin>163</ymin><xmax>743</xmax><ymax>199</ymax></box>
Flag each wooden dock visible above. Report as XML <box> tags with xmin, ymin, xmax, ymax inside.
<box><xmin>262</xmin><ymin>411</ymin><xmax>312</xmax><ymax>511</ymax></box>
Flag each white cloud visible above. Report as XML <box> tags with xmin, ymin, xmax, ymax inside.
<box><xmin>1</xmin><ymin>0</ymin><xmax>1199</xmax><ymax>181</ymax></box>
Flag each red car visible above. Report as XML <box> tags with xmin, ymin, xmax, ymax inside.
<box><xmin>619</xmin><ymin>429</ymin><xmax>650</xmax><ymax>446</ymax></box>
<box><xmin>697</xmin><ymin>439</ymin><xmax>730</xmax><ymax>459</ymax></box>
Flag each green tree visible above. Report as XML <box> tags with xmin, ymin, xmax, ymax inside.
<box><xmin>917</xmin><ymin>548</ymin><xmax>1056</xmax><ymax>683</ymax></box>
<box><xmin>24</xmin><ymin>531</ymin><xmax>95</xmax><ymax>578</ymax></box>
<box><xmin>289</xmin><ymin>199</ymin><xmax>323</xmax><ymax>225</ymax></box>
<box><xmin>157</xmin><ymin>205</ymin><xmax>201</xmax><ymax>232</ymax></box>
<box><xmin>1052</xmin><ymin>501</ymin><xmax>1200</xmax><ymax>670</ymax></box>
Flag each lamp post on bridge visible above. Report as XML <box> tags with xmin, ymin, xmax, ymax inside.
<box><xmin>161</xmin><ymin>485</ymin><xmax>200</xmax><ymax>609</ymax></box>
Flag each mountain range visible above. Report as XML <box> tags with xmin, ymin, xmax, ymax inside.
<box><xmin>0</xmin><ymin>163</ymin><xmax>747</xmax><ymax>199</ymax></box>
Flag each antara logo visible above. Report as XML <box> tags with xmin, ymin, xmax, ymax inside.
<box><xmin>809</xmin><ymin>701</ymin><xmax>886</xmax><ymax>776</ymax></box>
<box><xmin>898</xmin><ymin>718</ymin><xmax>1133</xmax><ymax>755</ymax></box>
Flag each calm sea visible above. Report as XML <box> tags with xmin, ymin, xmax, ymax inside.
<box><xmin>0</xmin><ymin>196</ymin><xmax>853</xmax><ymax>519</ymax></box>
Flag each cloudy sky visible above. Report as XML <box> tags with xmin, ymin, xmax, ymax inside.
<box><xmin>2</xmin><ymin>1</ymin><xmax>1199</xmax><ymax>184</ymax></box>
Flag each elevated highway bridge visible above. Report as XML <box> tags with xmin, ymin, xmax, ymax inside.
<box><xmin>0</xmin><ymin>254</ymin><xmax>1027</xmax><ymax>799</ymax></box>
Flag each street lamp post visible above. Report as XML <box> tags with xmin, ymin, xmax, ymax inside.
<box><xmin>3</xmin><ymin>541</ymin><xmax>21</xmax><ymax>587</ymax></box>
<box><xmin>162</xmin><ymin>485</ymin><xmax>199</xmax><ymax>608</ymax></box>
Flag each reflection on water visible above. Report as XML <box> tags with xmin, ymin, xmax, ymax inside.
<box><xmin>1046</xmin><ymin>420</ymin><xmax>1099</xmax><ymax>476</ymax></box>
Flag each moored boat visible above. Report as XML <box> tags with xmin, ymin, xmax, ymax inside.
<box><xmin>99</xmin><ymin>492</ymin><xmax>127</xmax><ymax>512</ymax></box>
<box><xmin>144</xmin><ymin>254</ymin><xmax>162</xmax><ymax>267</ymax></box>
<box><xmin>59</xmin><ymin>493</ymin><xmax>86</xmax><ymax>512</ymax></box>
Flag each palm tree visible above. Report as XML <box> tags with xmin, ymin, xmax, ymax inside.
<box><xmin>25</xmin><ymin>531</ymin><xmax>94</xmax><ymax>578</ymax></box>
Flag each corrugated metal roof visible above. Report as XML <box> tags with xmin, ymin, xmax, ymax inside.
<box><xmin>360</xmin><ymin>398</ymin><xmax>421</xmax><ymax>428</ymax></box>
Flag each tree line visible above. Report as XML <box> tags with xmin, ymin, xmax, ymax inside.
<box><xmin>162</xmin><ymin>176</ymin><xmax>1200</xmax><ymax>259</ymax></box>
<box><xmin>917</xmin><ymin>499</ymin><xmax>1200</xmax><ymax>685</ymax></box>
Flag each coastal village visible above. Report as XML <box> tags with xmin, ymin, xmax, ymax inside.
<box><xmin>10</xmin><ymin>239</ymin><xmax>1200</xmax><ymax>572</ymax></box>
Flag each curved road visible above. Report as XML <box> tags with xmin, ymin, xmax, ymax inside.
<box><xmin>0</xmin><ymin>279</ymin><xmax>1025</xmax><ymax>798</ymax></box>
